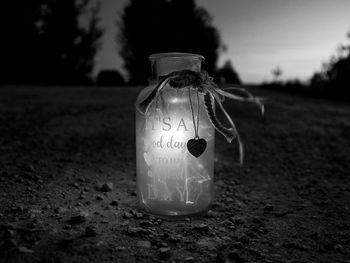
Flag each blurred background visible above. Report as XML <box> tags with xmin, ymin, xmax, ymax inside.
<box><xmin>0</xmin><ymin>1</ymin><xmax>350</xmax><ymax>262</ymax></box>
<box><xmin>1</xmin><ymin>0</ymin><xmax>349</xmax><ymax>99</ymax></box>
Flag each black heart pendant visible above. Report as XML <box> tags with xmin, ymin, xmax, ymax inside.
<box><xmin>187</xmin><ymin>137</ymin><xmax>207</xmax><ymax>158</ymax></box>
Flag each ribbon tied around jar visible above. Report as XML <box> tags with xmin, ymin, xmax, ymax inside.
<box><xmin>136</xmin><ymin>70</ymin><xmax>264</xmax><ymax>163</ymax></box>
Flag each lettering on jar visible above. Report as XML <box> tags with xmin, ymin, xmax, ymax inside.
<box><xmin>140</xmin><ymin>112</ymin><xmax>213</xmax><ymax>205</ymax></box>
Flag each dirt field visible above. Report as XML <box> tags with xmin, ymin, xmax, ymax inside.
<box><xmin>0</xmin><ymin>85</ymin><xmax>349</xmax><ymax>263</ymax></box>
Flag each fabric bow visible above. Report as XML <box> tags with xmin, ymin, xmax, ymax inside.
<box><xmin>136</xmin><ymin>70</ymin><xmax>264</xmax><ymax>163</ymax></box>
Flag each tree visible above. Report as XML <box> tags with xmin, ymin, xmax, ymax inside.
<box><xmin>271</xmin><ymin>66</ymin><xmax>283</xmax><ymax>82</ymax></box>
<box><xmin>118</xmin><ymin>0</ymin><xmax>222</xmax><ymax>84</ymax></box>
<box><xmin>311</xmin><ymin>31</ymin><xmax>350</xmax><ymax>98</ymax></box>
<box><xmin>38</xmin><ymin>0</ymin><xmax>103</xmax><ymax>85</ymax></box>
<box><xmin>0</xmin><ymin>0</ymin><xmax>43</xmax><ymax>84</ymax></box>
<box><xmin>216</xmin><ymin>60</ymin><xmax>241</xmax><ymax>84</ymax></box>
<box><xmin>0</xmin><ymin>0</ymin><xmax>102</xmax><ymax>85</ymax></box>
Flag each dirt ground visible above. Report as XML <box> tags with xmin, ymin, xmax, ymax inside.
<box><xmin>0</xmin><ymin>85</ymin><xmax>349</xmax><ymax>263</ymax></box>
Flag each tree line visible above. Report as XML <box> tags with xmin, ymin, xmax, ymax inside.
<box><xmin>264</xmin><ymin>33</ymin><xmax>350</xmax><ymax>100</ymax></box>
<box><xmin>0</xmin><ymin>0</ymin><xmax>348</xmax><ymax>98</ymax></box>
<box><xmin>310</xmin><ymin>32</ymin><xmax>350</xmax><ymax>98</ymax></box>
<box><xmin>0</xmin><ymin>0</ymin><xmax>240</xmax><ymax>86</ymax></box>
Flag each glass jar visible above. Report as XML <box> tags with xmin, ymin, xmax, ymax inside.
<box><xmin>135</xmin><ymin>53</ymin><xmax>215</xmax><ymax>217</ymax></box>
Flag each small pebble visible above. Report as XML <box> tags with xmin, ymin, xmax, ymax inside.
<box><xmin>110</xmin><ymin>200</ymin><xmax>119</xmax><ymax>206</ymax></box>
<box><xmin>17</xmin><ymin>246</ymin><xmax>34</xmax><ymax>254</ymax></box>
<box><xmin>206</xmin><ymin>210</ymin><xmax>219</xmax><ymax>218</ymax></box>
<box><xmin>78</xmin><ymin>177</ymin><xmax>86</xmax><ymax>183</ymax></box>
<box><xmin>68</xmin><ymin>212</ymin><xmax>88</xmax><ymax>224</ymax></box>
<box><xmin>85</xmin><ymin>226</ymin><xmax>97</xmax><ymax>237</ymax></box>
<box><xmin>134</xmin><ymin>212</ymin><xmax>144</xmax><ymax>219</ymax></box>
<box><xmin>193</xmin><ymin>223</ymin><xmax>210</xmax><ymax>233</ymax></box>
<box><xmin>101</xmin><ymin>182</ymin><xmax>113</xmax><ymax>192</ymax></box>
<box><xmin>264</xmin><ymin>204</ymin><xmax>274</xmax><ymax>211</ymax></box>
<box><xmin>159</xmin><ymin>247</ymin><xmax>171</xmax><ymax>259</ymax></box>
<box><xmin>334</xmin><ymin>244</ymin><xmax>345</xmax><ymax>254</ymax></box>
<box><xmin>123</xmin><ymin>212</ymin><xmax>133</xmax><ymax>219</ymax></box>
<box><xmin>137</xmin><ymin>240</ymin><xmax>151</xmax><ymax>249</ymax></box>
<box><xmin>139</xmin><ymin>221</ymin><xmax>153</xmax><ymax>228</ymax></box>
<box><xmin>126</xmin><ymin>227</ymin><xmax>147</xmax><ymax>236</ymax></box>
<box><xmin>95</xmin><ymin>194</ymin><xmax>104</xmax><ymax>201</ymax></box>
<box><xmin>196</xmin><ymin>238</ymin><xmax>216</xmax><ymax>250</ymax></box>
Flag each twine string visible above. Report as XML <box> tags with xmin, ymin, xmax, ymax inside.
<box><xmin>196</xmin><ymin>90</ymin><xmax>200</xmax><ymax>138</ymax></box>
<box><xmin>188</xmin><ymin>87</ymin><xmax>200</xmax><ymax>139</ymax></box>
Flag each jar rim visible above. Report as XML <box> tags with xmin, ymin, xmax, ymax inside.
<box><xmin>149</xmin><ymin>52</ymin><xmax>204</xmax><ymax>61</ymax></box>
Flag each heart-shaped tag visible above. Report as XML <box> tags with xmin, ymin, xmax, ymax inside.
<box><xmin>187</xmin><ymin>138</ymin><xmax>207</xmax><ymax>158</ymax></box>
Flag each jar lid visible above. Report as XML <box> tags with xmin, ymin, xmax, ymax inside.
<box><xmin>149</xmin><ymin>52</ymin><xmax>204</xmax><ymax>77</ymax></box>
<box><xmin>149</xmin><ymin>52</ymin><xmax>204</xmax><ymax>61</ymax></box>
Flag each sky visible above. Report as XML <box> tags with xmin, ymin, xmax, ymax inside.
<box><xmin>94</xmin><ymin>0</ymin><xmax>350</xmax><ymax>83</ymax></box>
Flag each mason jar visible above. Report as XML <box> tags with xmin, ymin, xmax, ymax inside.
<box><xmin>135</xmin><ymin>53</ymin><xmax>215</xmax><ymax>217</ymax></box>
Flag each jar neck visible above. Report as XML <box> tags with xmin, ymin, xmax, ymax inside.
<box><xmin>149</xmin><ymin>53</ymin><xmax>204</xmax><ymax>78</ymax></box>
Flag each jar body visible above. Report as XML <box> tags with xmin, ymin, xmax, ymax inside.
<box><xmin>135</xmin><ymin>84</ymin><xmax>215</xmax><ymax>217</ymax></box>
